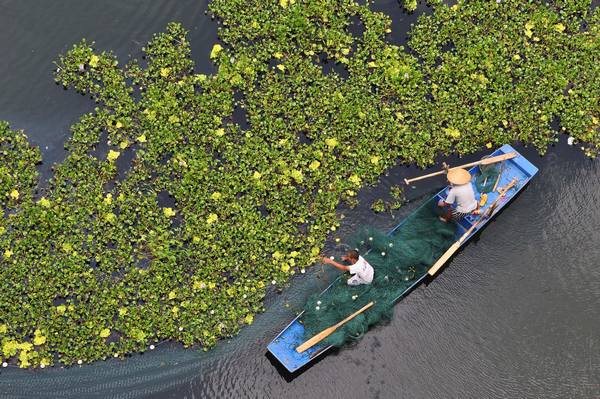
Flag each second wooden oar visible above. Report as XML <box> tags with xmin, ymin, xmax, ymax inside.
<box><xmin>404</xmin><ymin>152</ymin><xmax>517</xmax><ymax>185</ymax></box>
<box><xmin>427</xmin><ymin>178</ymin><xmax>517</xmax><ymax>276</ymax></box>
<box><xmin>296</xmin><ymin>301</ymin><xmax>374</xmax><ymax>353</ymax></box>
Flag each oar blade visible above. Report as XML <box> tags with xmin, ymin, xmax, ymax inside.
<box><xmin>296</xmin><ymin>301</ymin><xmax>374</xmax><ymax>353</ymax></box>
<box><xmin>428</xmin><ymin>241</ymin><xmax>460</xmax><ymax>276</ymax></box>
<box><xmin>480</xmin><ymin>152</ymin><xmax>516</xmax><ymax>165</ymax></box>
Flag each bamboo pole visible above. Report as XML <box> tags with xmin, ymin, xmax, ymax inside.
<box><xmin>492</xmin><ymin>161</ymin><xmax>505</xmax><ymax>192</ymax></box>
<box><xmin>427</xmin><ymin>178</ymin><xmax>518</xmax><ymax>276</ymax></box>
<box><xmin>296</xmin><ymin>302</ymin><xmax>374</xmax><ymax>353</ymax></box>
<box><xmin>404</xmin><ymin>152</ymin><xmax>517</xmax><ymax>185</ymax></box>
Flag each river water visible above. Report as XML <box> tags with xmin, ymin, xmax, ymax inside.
<box><xmin>0</xmin><ymin>1</ymin><xmax>598</xmax><ymax>398</ymax></box>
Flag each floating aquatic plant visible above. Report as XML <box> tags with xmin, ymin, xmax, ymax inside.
<box><xmin>0</xmin><ymin>122</ymin><xmax>41</xmax><ymax>211</ymax></box>
<box><xmin>370</xmin><ymin>199</ymin><xmax>387</xmax><ymax>213</ymax></box>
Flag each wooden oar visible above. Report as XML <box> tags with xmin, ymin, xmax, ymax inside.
<box><xmin>296</xmin><ymin>301</ymin><xmax>374</xmax><ymax>353</ymax></box>
<box><xmin>427</xmin><ymin>178</ymin><xmax>518</xmax><ymax>276</ymax></box>
<box><xmin>404</xmin><ymin>152</ymin><xmax>517</xmax><ymax>185</ymax></box>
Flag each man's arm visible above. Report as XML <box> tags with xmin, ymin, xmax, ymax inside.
<box><xmin>322</xmin><ymin>257</ymin><xmax>350</xmax><ymax>271</ymax></box>
<box><xmin>438</xmin><ymin>188</ymin><xmax>455</xmax><ymax>207</ymax></box>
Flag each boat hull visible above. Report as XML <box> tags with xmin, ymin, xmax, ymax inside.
<box><xmin>267</xmin><ymin>144</ymin><xmax>539</xmax><ymax>373</ymax></box>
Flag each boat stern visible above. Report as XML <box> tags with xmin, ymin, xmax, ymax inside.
<box><xmin>267</xmin><ymin>318</ymin><xmax>326</xmax><ymax>373</ymax></box>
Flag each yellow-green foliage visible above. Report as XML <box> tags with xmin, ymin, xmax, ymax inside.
<box><xmin>0</xmin><ymin>122</ymin><xmax>41</xmax><ymax>211</ymax></box>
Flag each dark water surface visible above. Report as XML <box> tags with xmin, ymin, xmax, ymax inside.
<box><xmin>0</xmin><ymin>0</ymin><xmax>217</xmax><ymax>180</ymax></box>
<box><xmin>0</xmin><ymin>1</ymin><xmax>598</xmax><ymax>398</ymax></box>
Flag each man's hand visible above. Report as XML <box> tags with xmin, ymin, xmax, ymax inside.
<box><xmin>321</xmin><ymin>256</ymin><xmax>333</xmax><ymax>264</ymax></box>
<box><xmin>321</xmin><ymin>256</ymin><xmax>349</xmax><ymax>272</ymax></box>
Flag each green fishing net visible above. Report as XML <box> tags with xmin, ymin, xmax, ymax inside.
<box><xmin>301</xmin><ymin>198</ymin><xmax>456</xmax><ymax>347</ymax></box>
<box><xmin>474</xmin><ymin>158</ymin><xmax>501</xmax><ymax>193</ymax></box>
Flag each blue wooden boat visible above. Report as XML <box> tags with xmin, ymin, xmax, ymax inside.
<box><xmin>267</xmin><ymin>144</ymin><xmax>538</xmax><ymax>373</ymax></box>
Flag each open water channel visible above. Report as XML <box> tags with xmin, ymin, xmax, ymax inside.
<box><xmin>0</xmin><ymin>1</ymin><xmax>598</xmax><ymax>398</ymax></box>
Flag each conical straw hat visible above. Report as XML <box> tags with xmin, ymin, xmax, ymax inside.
<box><xmin>447</xmin><ymin>168</ymin><xmax>471</xmax><ymax>185</ymax></box>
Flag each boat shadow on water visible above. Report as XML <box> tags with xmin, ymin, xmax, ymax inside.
<box><xmin>265</xmin><ymin>348</ymin><xmax>330</xmax><ymax>381</ymax></box>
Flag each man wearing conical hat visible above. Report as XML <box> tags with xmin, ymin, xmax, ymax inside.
<box><xmin>437</xmin><ymin>168</ymin><xmax>480</xmax><ymax>222</ymax></box>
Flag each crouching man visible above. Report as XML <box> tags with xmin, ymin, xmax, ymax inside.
<box><xmin>437</xmin><ymin>168</ymin><xmax>480</xmax><ymax>222</ymax></box>
<box><xmin>321</xmin><ymin>249</ymin><xmax>374</xmax><ymax>286</ymax></box>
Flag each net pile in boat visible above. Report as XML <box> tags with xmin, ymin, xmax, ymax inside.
<box><xmin>301</xmin><ymin>198</ymin><xmax>456</xmax><ymax>347</ymax></box>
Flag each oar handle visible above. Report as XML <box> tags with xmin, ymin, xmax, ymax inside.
<box><xmin>334</xmin><ymin>301</ymin><xmax>374</xmax><ymax>329</ymax></box>
<box><xmin>405</xmin><ymin>170</ymin><xmax>446</xmax><ymax>185</ymax></box>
